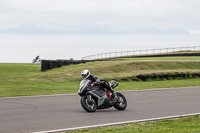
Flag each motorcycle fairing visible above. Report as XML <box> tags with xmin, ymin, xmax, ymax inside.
<box><xmin>87</xmin><ymin>90</ymin><xmax>109</xmax><ymax>107</ymax></box>
<box><xmin>78</xmin><ymin>79</ymin><xmax>91</xmax><ymax>95</ymax></box>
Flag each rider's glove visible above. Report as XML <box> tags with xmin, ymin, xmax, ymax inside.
<box><xmin>91</xmin><ymin>82</ymin><xmax>97</xmax><ymax>87</ymax></box>
<box><xmin>96</xmin><ymin>79</ymin><xmax>101</xmax><ymax>84</ymax></box>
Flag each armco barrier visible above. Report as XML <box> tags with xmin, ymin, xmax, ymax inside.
<box><xmin>41</xmin><ymin>60</ymin><xmax>94</xmax><ymax>71</ymax></box>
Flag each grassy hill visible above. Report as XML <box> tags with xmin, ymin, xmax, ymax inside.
<box><xmin>0</xmin><ymin>56</ymin><xmax>200</xmax><ymax>97</ymax></box>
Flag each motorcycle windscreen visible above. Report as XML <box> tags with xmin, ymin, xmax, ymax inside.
<box><xmin>78</xmin><ymin>79</ymin><xmax>90</xmax><ymax>94</ymax></box>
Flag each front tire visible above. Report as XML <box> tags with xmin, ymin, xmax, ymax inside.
<box><xmin>114</xmin><ymin>92</ymin><xmax>127</xmax><ymax>110</ymax></box>
<box><xmin>81</xmin><ymin>95</ymin><xmax>97</xmax><ymax>112</ymax></box>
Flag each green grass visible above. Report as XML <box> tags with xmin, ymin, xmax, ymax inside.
<box><xmin>116</xmin><ymin>78</ymin><xmax>200</xmax><ymax>91</ymax></box>
<box><xmin>1</xmin><ymin>79</ymin><xmax>200</xmax><ymax>97</ymax></box>
<box><xmin>0</xmin><ymin>57</ymin><xmax>200</xmax><ymax>97</ymax></box>
<box><xmin>68</xmin><ymin>115</ymin><xmax>200</xmax><ymax>133</ymax></box>
<box><xmin>0</xmin><ymin>82</ymin><xmax>79</xmax><ymax>97</ymax></box>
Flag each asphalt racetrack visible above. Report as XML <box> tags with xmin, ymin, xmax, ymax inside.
<box><xmin>0</xmin><ymin>87</ymin><xmax>200</xmax><ymax>133</ymax></box>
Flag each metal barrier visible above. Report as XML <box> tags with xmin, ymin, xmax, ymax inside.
<box><xmin>82</xmin><ymin>46</ymin><xmax>200</xmax><ymax>60</ymax></box>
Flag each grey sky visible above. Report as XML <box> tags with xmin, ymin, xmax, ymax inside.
<box><xmin>0</xmin><ymin>0</ymin><xmax>200</xmax><ymax>34</ymax></box>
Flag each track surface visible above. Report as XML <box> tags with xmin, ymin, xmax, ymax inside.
<box><xmin>0</xmin><ymin>87</ymin><xmax>200</xmax><ymax>133</ymax></box>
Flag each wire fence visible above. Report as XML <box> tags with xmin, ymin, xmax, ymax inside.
<box><xmin>82</xmin><ymin>46</ymin><xmax>200</xmax><ymax>60</ymax></box>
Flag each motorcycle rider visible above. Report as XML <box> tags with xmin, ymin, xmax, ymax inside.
<box><xmin>81</xmin><ymin>69</ymin><xmax>117</xmax><ymax>101</ymax></box>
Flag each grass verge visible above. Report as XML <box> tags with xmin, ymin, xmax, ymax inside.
<box><xmin>1</xmin><ymin>79</ymin><xmax>200</xmax><ymax>97</ymax></box>
<box><xmin>0</xmin><ymin>58</ymin><xmax>200</xmax><ymax>97</ymax></box>
<box><xmin>67</xmin><ymin>115</ymin><xmax>200</xmax><ymax>133</ymax></box>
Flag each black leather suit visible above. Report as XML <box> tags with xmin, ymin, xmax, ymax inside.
<box><xmin>87</xmin><ymin>74</ymin><xmax>112</xmax><ymax>91</ymax></box>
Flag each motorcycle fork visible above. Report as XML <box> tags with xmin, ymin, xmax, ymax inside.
<box><xmin>87</xmin><ymin>95</ymin><xmax>92</xmax><ymax>103</ymax></box>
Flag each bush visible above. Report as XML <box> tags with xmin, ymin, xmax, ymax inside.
<box><xmin>168</xmin><ymin>76</ymin><xmax>174</xmax><ymax>80</ymax></box>
<box><xmin>188</xmin><ymin>74</ymin><xmax>193</xmax><ymax>79</ymax></box>
<box><xmin>131</xmin><ymin>75</ymin><xmax>138</xmax><ymax>81</ymax></box>
<box><xmin>162</xmin><ymin>78</ymin><xmax>168</xmax><ymax>81</ymax></box>
<box><xmin>146</xmin><ymin>78</ymin><xmax>152</xmax><ymax>82</ymax></box>
<box><xmin>155</xmin><ymin>76</ymin><xmax>161</xmax><ymax>81</ymax></box>
<box><xmin>118</xmin><ymin>72</ymin><xmax>200</xmax><ymax>82</ymax></box>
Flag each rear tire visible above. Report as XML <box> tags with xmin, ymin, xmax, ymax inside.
<box><xmin>114</xmin><ymin>92</ymin><xmax>127</xmax><ymax>110</ymax></box>
<box><xmin>81</xmin><ymin>95</ymin><xmax>97</xmax><ymax>112</ymax></box>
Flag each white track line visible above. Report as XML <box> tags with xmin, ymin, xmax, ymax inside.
<box><xmin>1</xmin><ymin>86</ymin><xmax>199</xmax><ymax>99</ymax></box>
<box><xmin>0</xmin><ymin>93</ymin><xmax>77</xmax><ymax>99</ymax></box>
<box><xmin>33</xmin><ymin>112</ymin><xmax>200</xmax><ymax>133</ymax></box>
<box><xmin>119</xmin><ymin>86</ymin><xmax>200</xmax><ymax>93</ymax></box>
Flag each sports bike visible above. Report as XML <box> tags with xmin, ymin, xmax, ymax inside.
<box><xmin>78</xmin><ymin>79</ymin><xmax>127</xmax><ymax>112</ymax></box>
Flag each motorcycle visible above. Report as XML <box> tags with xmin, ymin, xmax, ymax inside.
<box><xmin>78</xmin><ymin>79</ymin><xmax>127</xmax><ymax>112</ymax></box>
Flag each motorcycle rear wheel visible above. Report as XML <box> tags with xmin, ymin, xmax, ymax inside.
<box><xmin>81</xmin><ymin>95</ymin><xmax>97</xmax><ymax>112</ymax></box>
<box><xmin>114</xmin><ymin>92</ymin><xmax>127</xmax><ymax>110</ymax></box>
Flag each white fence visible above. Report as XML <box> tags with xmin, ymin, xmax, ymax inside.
<box><xmin>82</xmin><ymin>46</ymin><xmax>200</xmax><ymax>60</ymax></box>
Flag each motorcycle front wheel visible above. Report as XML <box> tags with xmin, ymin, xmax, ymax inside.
<box><xmin>81</xmin><ymin>95</ymin><xmax>97</xmax><ymax>112</ymax></box>
<box><xmin>114</xmin><ymin>92</ymin><xmax>127</xmax><ymax>110</ymax></box>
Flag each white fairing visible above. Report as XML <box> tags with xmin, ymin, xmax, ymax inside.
<box><xmin>78</xmin><ymin>79</ymin><xmax>90</xmax><ymax>94</ymax></box>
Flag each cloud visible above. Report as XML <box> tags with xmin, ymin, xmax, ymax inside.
<box><xmin>0</xmin><ymin>22</ymin><xmax>189</xmax><ymax>35</ymax></box>
<box><xmin>186</xmin><ymin>29</ymin><xmax>200</xmax><ymax>35</ymax></box>
<box><xmin>0</xmin><ymin>0</ymin><xmax>200</xmax><ymax>34</ymax></box>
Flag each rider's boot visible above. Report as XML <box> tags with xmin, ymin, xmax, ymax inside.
<box><xmin>111</xmin><ymin>89</ymin><xmax>118</xmax><ymax>102</ymax></box>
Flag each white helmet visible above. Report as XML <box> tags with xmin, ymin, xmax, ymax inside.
<box><xmin>81</xmin><ymin>69</ymin><xmax>91</xmax><ymax>79</ymax></box>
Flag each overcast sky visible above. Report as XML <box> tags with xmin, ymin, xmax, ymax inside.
<box><xmin>0</xmin><ymin>0</ymin><xmax>200</xmax><ymax>35</ymax></box>
<box><xmin>1</xmin><ymin>0</ymin><xmax>200</xmax><ymax>62</ymax></box>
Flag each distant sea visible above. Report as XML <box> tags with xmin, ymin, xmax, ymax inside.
<box><xmin>0</xmin><ymin>34</ymin><xmax>199</xmax><ymax>63</ymax></box>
